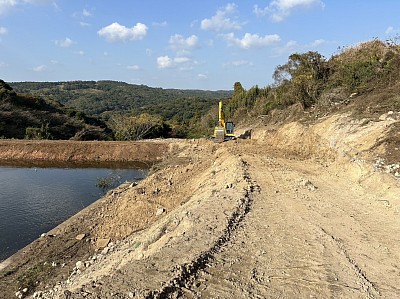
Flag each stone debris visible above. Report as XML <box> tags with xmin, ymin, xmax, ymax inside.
<box><xmin>75</xmin><ymin>261</ymin><xmax>84</xmax><ymax>270</ymax></box>
<box><xmin>32</xmin><ymin>291</ymin><xmax>43</xmax><ymax>298</ymax></box>
<box><xmin>96</xmin><ymin>238</ymin><xmax>110</xmax><ymax>250</ymax></box>
<box><xmin>15</xmin><ymin>288</ymin><xmax>28</xmax><ymax>299</ymax></box>
<box><xmin>101</xmin><ymin>246</ymin><xmax>110</xmax><ymax>255</ymax></box>
<box><xmin>379</xmin><ymin>111</ymin><xmax>400</xmax><ymax>121</ymax></box>
<box><xmin>75</xmin><ymin>233</ymin><xmax>86</xmax><ymax>240</ymax></box>
<box><xmin>299</xmin><ymin>178</ymin><xmax>318</xmax><ymax>191</ymax></box>
<box><xmin>156</xmin><ymin>208</ymin><xmax>165</xmax><ymax>216</ymax></box>
<box><xmin>373</xmin><ymin>157</ymin><xmax>400</xmax><ymax>179</ymax></box>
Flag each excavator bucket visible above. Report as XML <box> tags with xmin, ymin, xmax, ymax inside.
<box><xmin>214</xmin><ymin>126</ymin><xmax>225</xmax><ymax>143</ymax></box>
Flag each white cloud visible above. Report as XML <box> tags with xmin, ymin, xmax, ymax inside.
<box><xmin>55</xmin><ymin>37</ymin><xmax>74</xmax><ymax>48</ymax></box>
<box><xmin>33</xmin><ymin>64</ymin><xmax>48</xmax><ymax>72</ymax></box>
<box><xmin>0</xmin><ymin>61</ymin><xmax>8</xmax><ymax>68</ymax></box>
<box><xmin>174</xmin><ymin>57</ymin><xmax>191</xmax><ymax>64</ymax></box>
<box><xmin>310</xmin><ymin>38</ymin><xmax>325</xmax><ymax>47</ymax></box>
<box><xmin>0</xmin><ymin>26</ymin><xmax>7</xmax><ymax>35</ymax></box>
<box><xmin>24</xmin><ymin>0</ymin><xmax>54</xmax><ymax>4</ymax></box>
<box><xmin>0</xmin><ymin>0</ymin><xmax>55</xmax><ymax>15</ymax></box>
<box><xmin>201</xmin><ymin>3</ymin><xmax>243</xmax><ymax>32</ymax></box>
<box><xmin>198</xmin><ymin>74</ymin><xmax>208</xmax><ymax>80</ymax></box>
<box><xmin>253</xmin><ymin>4</ymin><xmax>268</xmax><ymax>17</ymax></box>
<box><xmin>157</xmin><ymin>55</ymin><xmax>193</xmax><ymax>69</ymax></box>
<box><xmin>254</xmin><ymin>0</ymin><xmax>324</xmax><ymax>22</ymax></box>
<box><xmin>225</xmin><ymin>60</ymin><xmax>254</xmax><ymax>67</ymax></box>
<box><xmin>169</xmin><ymin>34</ymin><xmax>199</xmax><ymax>53</ymax></box>
<box><xmin>272</xmin><ymin>40</ymin><xmax>298</xmax><ymax>56</ymax></box>
<box><xmin>0</xmin><ymin>0</ymin><xmax>19</xmax><ymax>14</ymax></box>
<box><xmin>152</xmin><ymin>21</ymin><xmax>167</xmax><ymax>27</ymax></box>
<box><xmin>73</xmin><ymin>7</ymin><xmax>92</xmax><ymax>26</ymax></box>
<box><xmin>73</xmin><ymin>50</ymin><xmax>84</xmax><ymax>56</ymax></box>
<box><xmin>98</xmin><ymin>22</ymin><xmax>148</xmax><ymax>42</ymax></box>
<box><xmin>385</xmin><ymin>26</ymin><xmax>394</xmax><ymax>35</ymax></box>
<box><xmin>79</xmin><ymin>21</ymin><xmax>90</xmax><ymax>27</ymax></box>
<box><xmin>127</xmin><ymin>65</ymin><xmax>140</xmax><ymax>70</ymax></box>
<box><xmin>157</xmin><ymin>56</ymin><xmax>173</xmax><ymax>69</ymax></box>
<box><xmin>190</xmin><ymin>20</ymin><xmax>198</xmax><ymax>28</ymax></box>
<box><xmin>82</xmin><ymin>8</ymin><xmax>91</xmax><ymax>17</ymax></box>
<box><xmin>224</xmin><ymin>32</ymin><xmax>281</xmax><ymax>49</ymax></box>
<box><xmin>206</xmin><ymin>39</ymin><xmax>214</xmax><ymax>47</ymax></box>
<box><xmin>385</xmin><ymin>26</ymin><xmax>400</xmax><ymax>35</ymax></box>
<box><xmin>146</xmin><ymin>48</ymin><xmax>153</xmax><ymax>57</ymax></box>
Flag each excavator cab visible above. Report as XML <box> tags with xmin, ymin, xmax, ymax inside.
<box><xmin>225</xmin><ymin>121</ymin><xmax>234</xmax><ymax>135</ymax></box>
<box><xmin>213</xmin><ymin>101</ymin><xmax>235</xmax><ymax>143</ymax></box>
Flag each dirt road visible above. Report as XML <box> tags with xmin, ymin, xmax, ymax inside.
<box><xmin>188</xmin><ymin>143</ymin><xmax>400</xmax><ymax>298</ymax></box>
<box><xmin>0</xmin><ymin>112</ymin><xmax>399</xmax><ymax>299</ymax></box>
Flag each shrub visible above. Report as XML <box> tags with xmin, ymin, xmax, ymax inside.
<box><xmin>108</xmin><ymin>113</ymin><xmax>170</xmax><ymax>141</ymax></box>
<box><xmin>24</xmin><ymin>123</ymin><xmax>51</xmax><ymax>140</ymax></box>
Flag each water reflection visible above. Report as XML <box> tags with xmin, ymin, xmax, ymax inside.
<box><xmin>0</xmin><ymin>164</ymin><xmax>147</xmax><ymax>262</ymax></box>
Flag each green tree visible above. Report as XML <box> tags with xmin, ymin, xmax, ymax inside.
<box><xmin>273</xmin><ymin>51</ymin><xmax>328</xmax><ymax>107</ymax></box>
<box><xmin>25</xmin><ymin>123</ymin><xmax>51</xmax><ymax>140</ymax></box>
<box><xmin>108</xmin><ymin>113</ymin><xmax>169</xmax><ymax>141</ymax></box>
<box><xmin>233</xmin><ymin>81</ymin><xmax>245</xmax><ymax>97</ymax></box>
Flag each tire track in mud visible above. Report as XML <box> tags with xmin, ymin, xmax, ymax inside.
<box><xmin>319</xmin><ymin>227</ymin><xmax>380</xmax><ymax>299</ymax></box>
<box><xmin>146</xmin><ymin>159</ymin><xmax>260</xmax><ymax>299</ymax></box>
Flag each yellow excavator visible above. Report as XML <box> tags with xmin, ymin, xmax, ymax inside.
<box><xmin>213</xmin><ymin>101</ymin><xmax>235</xmax><ymax>142</ymax></box>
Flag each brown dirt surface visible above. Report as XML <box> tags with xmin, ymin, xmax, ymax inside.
<box><xmin>0</xmin><ymin>140</ymin><xmax>170</xmax><ymax>165</ymax></box>
<box><xmin>0</xmin><ymin>107</ymin><xmax>399</xmax><ymax>299</ymax></box>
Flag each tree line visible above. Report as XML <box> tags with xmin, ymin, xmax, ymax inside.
<box><xmin>225</xmin><ymin>39</ymin><xmax>400</xmax><ymax>121</ymax></box>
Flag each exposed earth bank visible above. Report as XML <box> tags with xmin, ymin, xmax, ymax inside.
<box><xmin>0</xmin><ymin>111</ymin><xmax>399</xmax><ymax>299</ymax></box>
<box><xmin>0</xmin><ymin>140</ymin><xmax>169</xmax><ymax>165</ymax></box>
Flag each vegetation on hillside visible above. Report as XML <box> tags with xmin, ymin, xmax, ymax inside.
<box><xmin>10</xmin><ymin>81</ymin><xmax>231</xmax><ymax>120</ymax></box>
<box><xmin>108</xmin><ymin>113</ymin><xmax>170</xmax><ymax>141</ymax></box>
<box><xmin>225</xmin><ymin>39</ymin><xmax>400</xmax><ymax>121</ymax></box>
<box><xmin>11</xmin><ymin>80</ymin><xmax>231</xmax><ymax>139</ymax></box>
<box><xmin>0</xmin><ymin>80</ymin><xmax>112</xmax><ymax>140</ymax></box>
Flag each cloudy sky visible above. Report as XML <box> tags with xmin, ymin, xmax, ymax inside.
<box><xmin>0</xmin><ymin>0</ymin><xmax>399</xmax><ymax>90</ymax></box>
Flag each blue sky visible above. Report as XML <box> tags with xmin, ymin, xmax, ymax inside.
<box><xmin>0</xmin><ymin>0</ymin><xmax>400</xmax><ymax>90</ymax></box>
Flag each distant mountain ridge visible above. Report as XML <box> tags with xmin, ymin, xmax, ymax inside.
<box><xmin>10</xmin><ymin>81</ymin><xmax>233</xmax><ymax>120</ymax></box>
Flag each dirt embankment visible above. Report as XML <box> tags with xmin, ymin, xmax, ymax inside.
<box><xmin>0</xmin><ymin>140</ymin><xmax>170</xmax><ymax>166</ymax></box>
<box><xmin>0</xmin><ymin>111</ymin><xmax>399</xmax><ymax>299</ymax></box>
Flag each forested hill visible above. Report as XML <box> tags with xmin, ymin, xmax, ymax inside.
<box><xmin>10</xmin><ymin>81</ymin><xmax>232</xmax><ymax>121</ymax></box>
<box><xmin>0</xmin><ymin>80</ymin><xmax>112</xmax><ymax>140</ymax></box>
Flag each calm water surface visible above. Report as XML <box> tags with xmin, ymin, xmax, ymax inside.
<box><xmin>0</xmin><ymin>165</ymin><xmax>147</xmax><ymax>262</ymax></box>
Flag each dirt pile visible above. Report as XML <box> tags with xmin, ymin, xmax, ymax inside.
<box><xmin>0</xmin><ymin>109</ymin><xmax>399</xmax><ymax>299</ymax></box>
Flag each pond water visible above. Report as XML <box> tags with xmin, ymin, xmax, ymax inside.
<box><xmin>0</xmin><ymin>164</ymin><xmax>148</xmax><ymax>262</ymax></box>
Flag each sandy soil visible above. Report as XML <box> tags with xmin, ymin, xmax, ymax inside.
<box><xmin>0</xmin><ymin>111</ymin><xmax>399</xmax><ymax>299</ymax></box>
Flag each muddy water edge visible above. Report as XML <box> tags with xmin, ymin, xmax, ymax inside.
<box><xmin>0</xmin><ymin>140</ymin><xmax>169</xmax><ymax>262</ymax></box>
